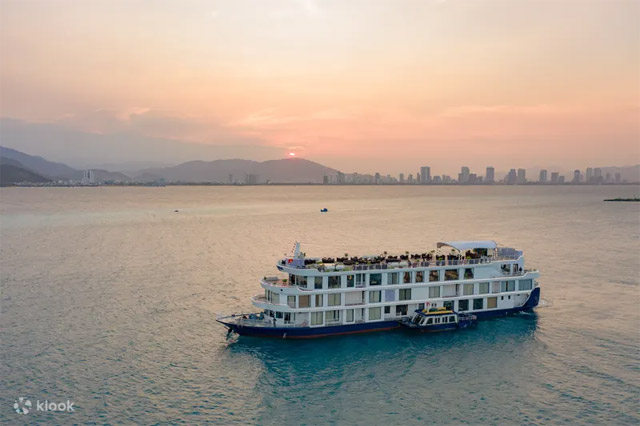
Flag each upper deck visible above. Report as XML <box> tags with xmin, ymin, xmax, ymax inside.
<box><xmin>277</xmin><ymin>240</ymin><xmax>524</xmax><ymax>274</ymax></box>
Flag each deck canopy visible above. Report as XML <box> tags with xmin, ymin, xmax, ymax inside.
<box><xmin>437</xmin><ymin>240</ymin><xmax>497</xmax><ymax>251</ymax></box>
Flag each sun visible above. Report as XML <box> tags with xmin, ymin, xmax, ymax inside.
<box><xmin>288</xmin><ymin>152</ymin><xmax>296</xmax><ymax>157</ymax></box>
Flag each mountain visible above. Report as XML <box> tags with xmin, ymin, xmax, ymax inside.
<box><xmin>0</xmin><ymin>157</ymin><xmax>52</xmax><ymax>186</ymax></box>
<box><xmin>0</xmin><ymin>146</ymin><xmax>78</xmax><ymax>179</ymax></box>
<box><xmin>135</xmin><ymin>158</ymin><xmax>339</xmax><ymax>183</ymax></box>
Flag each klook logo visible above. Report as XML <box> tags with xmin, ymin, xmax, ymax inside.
<box><xmin>13</xmin><ymin>397</ymin><xmax>74</xmax><ymax>414</ymax></box>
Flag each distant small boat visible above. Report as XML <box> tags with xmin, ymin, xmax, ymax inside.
<box><xmin>320</xmin><ymin>208</ymin><xmax>328</xmax><ymax>212</ymax></box>
<box><xmin>603</xmin><ymin>198</ymin><xmax>640</xmax><ymax>202</ymax></box>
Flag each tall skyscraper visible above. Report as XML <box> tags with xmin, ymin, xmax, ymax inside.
<box><xmin>551</xmin><ymin>172</ymin><xmax>559</xmax><ymax>183</ymax></box>
<box><xmin>517</xmin><ymin>169</ymin><xmax>526</xmax><ymax>184</ymax></box>
<box><xmin>337</xmin><ymin>172</ymin><xmax>345</xmax><ymax>184</ymax></box>
<box><xmin>420</xmin><ymin>166</ymin><xmax>431</xmax><ymax>183</ymax></box>
<box><xmin>586</xmin><ymin>167</ymin><xmax>594</xmax><ymax>183</ymax></box>
<box><xmin>459</xmin><ymin>167</ymin><xmax>470</xmax><ymax>184</ymax></box>
<box><xmin>594</xmin><ymin>168</ymin><xmax>602</xmax><ymax>183</ymax></box>
<box><xmin>485</xmin><ymin>167</ymin><xmax>495</xmax><ymax>183</ymax></box>
<box><xmin>375</xmin><ymin>172</ymin><xmax>380</xmax><ymax>184</ymax></box>
<box><xmin>399</xmin><ymin>173</ymin><xmax>405</xmax><ymax>183</ymax></box>
<box><xmin>539</xmin><ymin>170</ymin><xmax>548</xmax><ymax>183</ymax></box>
<box><xmin>573</xmin><ymin>170</ymin><xmax>581</xmax><ymax>183</ymax></box>
<box><xmin>506</xmin><ymin>169</ymin><xmax>517</xmax><ymax>185</ymax></box>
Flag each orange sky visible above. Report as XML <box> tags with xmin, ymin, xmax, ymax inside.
<box><xmin>1</xmin><ymin>0</ymin><xmax>639</xmax><ymax>173</ymax></box>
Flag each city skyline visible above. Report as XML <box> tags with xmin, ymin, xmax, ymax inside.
<box><xmin>1</xmin><ymin>0</ymin><xmax>639</xmax><ymax>173</ymax></box>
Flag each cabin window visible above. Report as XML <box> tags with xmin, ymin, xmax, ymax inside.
<box><xmin>429</xmin><ymin>270</ymin><xmax>440</xmax><ymax>282</ymax></box>
<box><xmin>369</xmin><ymin>307</ymin><xmax>382</xmax><ymax>320</ymax></box>
<box><xmin>287</xmin><ymin>296</ymin><xmax>296</xmax><ymax>308</ymax></box>
<box><xmin>347</xmin><ymin>275</ymin><xmax>355</xmax><ymax>287</ymax></box>
<box><xmin>388</xmin><ymin>272</ymin><xmax>399</xmax><ymax>284</ymax></box>
<box><xmin>385</xmin><ymin>289</ymin><xmax>395</xmax><ymax>302</ymax></box>
<box><xmin>326</xmin><ymin>310</ymin><xmax>340</xmax><ymax>323</ymax></box>
<box><xmin>403</xmin><ymin>272</ymin><xmax>412</xmax><ymax>283</ymax></box>
<box><xmin>356</xmin><ymin>274</ymin><xmax>365</xmax><ymax>287</ymax></box>
<box><xmin>487</xmin><ymin>297</ymin><xmax>497</xmax><ymax>309</ymax></box>
<box><xmin>473</xmin><ymin>298</ymin><xmax>483</xmax><ymax>310</ymax></box>
<box><xmin>426</xmin><ymin>318</ymin><xmax>433</xmax><ymax>325</ymax></box>
<box><xmin>328</xmin><ymin>293</ymin><xmax>341</xmax><ymax>306</ymax></box>
<box><xmin>299</xmin><ymin>295</ymin><xmax>310</xmax><ymax>308</ymax></box>
<box><xmin>311</xmin><ymin>312</ymin><xmax>323</xmax><ymax>325</ymax></box>
<box><xmin>296</xmin><ymin>275</ymin><xmax>307</xmax><ymax>288</ymax></box>
<box><xmin>435</xmin><ymin>317</ymin><xmax>440</xmax><ymax>324</ymax></box>
<box><xmin>449</xmin><ymin>316</ymin><xmax>455</xmax><ymax>323</ymax></box>
<box><xmin>459</xmin><ymin>299</ymin><xmax>469</xmax><ymax>311</ymax></box>
<box><xmin>418</xmin><ymin>303</ymin><xmax>425</xmax><ymax>310</ymax></box>
<box><xmin>429</xmin><ymin>286</ymin><xmax>440</xmax><ymax>298</ymax></box>
<box><xmin>328</xmin><ymin>275</ymin><xmax>341</xmax><ymax>288</ymax></box>
<box><xmin>443</xmin><ymin>300</ymin><xmax>453</xmax><ymax>310</ymax></box>
<box><xmin>272</xmin><ymin>293</ymin><xmax>280</xmax><ymax>305</ymax></box>
<box><xmin>396</xmin><ymin>305</ymin><xmax>408</xmax><ymax>315</ymax></box>
<box><xmin>464</xmin><ymin>268</ymin><xmax>474</xmax><ymax>279</ymax></box>
<box><xmin>346</xmin><ymin>309</ymin><xmax>354</xmax><ymax>322</ymax></box>
<box><xmin>276</xmin><ymin>311</ymin><xmax>283</xmax><ymax>319</ymax></box>
<box><xmin>315</xmin><ymin>294</ymin><xmax>323</xmax><ymax>307</ymax></box>
<box><xmin>444</xmin><ymin>269</ymin><xmax>459</xmax><ymax>281</ymax></box>
<box><xmin>479</xmin><ymin>282</ymin><xmax>490</xmax><ymax>294</ymax></box>
<box><xmin>399</xmin><ymin>289</ymin><xmax>412</xmax><ymax>301</ymax></box>
<box><xmin>463</xmin><ymin>283</ymin><xmax>474</xmax><ymax>295</ymax></box>
<box><xmin>519</xmin><ymin>279</ymin><xmax>533</xmax><ymax>290</ymax></box>
<box><xmin>416</xmin><ymin>270</ymin><xmax>424</xmax><ymax>282</ymax></box>
<box><xmin>314</xmin><ymin>277</ymin><xmax>323</xmax><ymax>289</ymax></box>
<box><xmin>501</xmin><ymin>281</ymin><xmax>516</xmax><ymax>292</ymax></box>
<box><xmin>384</xmin><ymin>306</ymin><xmax>391</xmax><ymax>314</ymax></box>
<box><xmin>370</xmin><ymin>273</ymin><xmax>382</xmax><ymax>286</ymax></box>
<box><xmin>369</xmin><ymin>291</ymin><xmax>381</xmax><ymax>303</ymax></box>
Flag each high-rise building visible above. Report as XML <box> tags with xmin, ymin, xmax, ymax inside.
<box><xmin>420</xmin><ymin>166</ymin><xmax>431</xmax><ymax>183</ymax></box>
<box><xmin>539</xmin><ymin>170</ymin><xmax>548</xmax><ymax>183</ymax></box>
<box><xmin>605</xmin><ymin>172</ymin><xmax>612</xmax><ymax>183</ymax></box>
<box><xmin>408</xmin><ymin>174</ymin><xmax>414</xmax><ymax>183</ymax></box>
<box><xmin>551</xmin><ymin>172</ymin><xmax>559</xmax><ymax>183</ymax></box>
<box><xmin>559</xmin><ymin>176</ymin><xmax>565</xmax><ymax>183</ymax></box>
<box><xmin>506</xmin><ymin>169</ymin><xmax>517</xmax><ymax>185</ymax></box>
<box><xmin>399</xmin><ymin>173</ymin><xmax>405</xmax><ymax>183</ymax></box>
<box><xmin>459</xmin><ymin>167</ymin><xmax>470</xmax><ymax>184</ymax></box>
<box><xmin>433</xmin><ymin>176</ymin><xmax>442</xmax><ymax>183</ymax></box>
<box><xmin>615</xmin><ymin>173</ymin><xmax>621</xmax><ymax>183</ymax></box>
<box><xmin>573</xmin><ymin>170</ymin><xmax>581</xmax><ymax>183</ymax></box>
<box><xmin>337</xmin><ymin>172</ymin><xmax>345</xmax><ymax>184</ymax></box>
<box><xmin>517</xmin><ymin>169</ymin><xmax>526</xmax><ymax>184</ymax></box>
<box><xmin>375</xmin><ymin>172</ymin><xmax>380</xmax><ymax>184</ymax></box>
<box><xmin>586</xmin><ymin>168</ymin><xmax>594</xmax><ymax>183</ymax></box>
<box><xmin>594</xmin><ymin>168</ymin><xmax>602</xmax><ymax>183</ymax></box>
<box><xmin>81</xmin><ymin>169</ymin><xmax>95</xmax><ymax>184</ymax></box>
<box><xmin>485</xmin><ymin>167</ymin><xmax>495</xmax><ymax>183</ymax></box>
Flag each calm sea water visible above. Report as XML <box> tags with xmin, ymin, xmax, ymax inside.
<box><xmin>1</xmin><ymin>186</ymin><xmax>639</xmax><ymax>425</ymax></box>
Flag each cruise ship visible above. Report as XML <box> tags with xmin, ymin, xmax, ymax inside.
<box><xmin>217</xmin><ymin>241</ymin><xmax>540</xmax><ymax>338</ymax></box>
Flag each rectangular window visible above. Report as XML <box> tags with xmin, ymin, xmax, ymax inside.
<box><xmin>314</xmin><ymin>277</ymin><xmax>323</xmax><ymax>289</ymax></box>
<box><xmin>473</xmin><ymin>298</ymin><xmax>483</xmax><ymax>310</ymax></box>
<box><xmin>326</xmin><ymin>310</ymin><xmax>340</xmax><ymax>323</ymax></box>
<box><xmin>370</xmin><ymin>273</ymin><xmax>382</xmax><ymax>286</ymax></box>
<box><xmin>487</xmin><ymin>297</ymin><xmax>497</xmax><ymax>309</ymax></box>
<box><xmin>355</xmin><ymin>274</ymin><xmax>365</xmax><ymax>287</ymax></box>
<box><xmin>347</xmin><ymin>275</ymin><xmax>355</xmax><ymax>287</ymax></box>
<box><xmin>276</xmin><ymin>311</ymin><xmax>283</xmax><ymax>319</ymax></box>
<box><xmin>403</xmin><ymin>272</ymin><xmax>411</xmax><ymax>283</ymax></box>
<box><xmin>443</xmin><ymin>300</ymin><xmax>453</xmax><ymax>310</ymax></box>
<box><xmin>299</xmin><ymin>295</ymin><xmax>310</xmax><ymax>308</ymax></box>
<box><xmin>399</xmin><ymin>288</ymin><xmax>411</xmax><ymax>301</ymax></box>
<box><xmin>464</xmin><ymin>268</ymin><xmax>474</xmax><ymax>279</ymax></box>
<box><xmin>328</xmin><ymin>293</ymin><xmax>341</xmax><ymax>306</ymax></box>
<box><xmin>385</xmin><ymin>289</ymin><xmax>396</xmax><ymax>302</ymax></box>
<box><xmin>429</xmin><ymin>270</ymin><xmax>440</xmax><ymax>282</ymax></box>
<box><xmin>396</xmin><ymin>304</ymin><xmax>408</xmax><ymax>316</ymax></box>
<box><xmin>388</xmin><ymin>272</ymin><xmax>399</xmax><ymax>284</ymax></box>
<box><xmin>369</xmin><ymin>290</ymin><xmax>381</xmax><ymax>303</ymax></box>
<box><xmin>369</xmin><ymin>307</ymin><xmax>382</xmax><ymax>320</ymax></box>
<box><xmin>501</xmin><ymin>281</ymin><xmax>516</xmax><ymax>292</ymax></box>
<box><xmin>287</xmin><ymin>296</ymin><xmax>296</xmax><ymax>308</ymax></box>
<box><xmin>311</xmin><ymin>311</ymin><xmax>323</xmax><ymax>325</ymax></box>
<box><xmin>444</xmin><ymin>269</ymin><xmax>459</xmax><ymax>281</ymax></box>
<box><xmin>296</xmin><ymin>275</ymin><xmax>307</xmax><ymax>288</ymax></box>
<box><xmin>416</xmin><ymin>270</ymin><xmax>424</xmax><ymax>282</ymax></box>
<box><xmin>384</xmin><ymin>306</ymin><xmax>391</xmax><ymax>314</ymax></box>
<box><xmin>479</xmin><ymin>282</ymin><xmax>490</xmax><ymax>294</ymax></box>
<box><xmin>346</xmin><ymin>309</ymin><xmax>354</xmax><ymax>322</ymax></box>
<box><xmin>328</xmin><ymin>275</ymin><xmax>341</xmax><ymax>288</ymax></box>
<box><xmin>272</xmin><ymin>293</ymin><xmax>280</xmax><ymax>305</ymax></box>
<box><xmin>315</xmin><ymin>294</ymin><xmax>323</xmax><ymax>307</ymax></box>
<box><xmin>519</xmin><ymin>279</ymin><xmax>533</xmax><ymax>290</ymax></box>
<box><xmin>429</xmin><ymin>286</ymin><xmax>440</xmax><ymax>298</ymax></box>
<box><xmin>463</xmin><ymin>283</ymin><xmax>474</xmax><ymax>295</ymax></box>
<box><xmin>459</xmin><ymin>299</ymin><xmax>469</xmax><ymax>311</ymax></box>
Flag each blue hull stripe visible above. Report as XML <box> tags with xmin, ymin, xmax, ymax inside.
<box><xmin>221</xmin><ymin>287</ymin><xmax>541</xmax><ymax>339</ymax></box>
